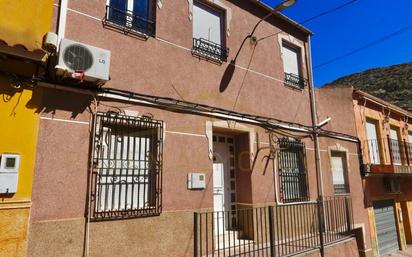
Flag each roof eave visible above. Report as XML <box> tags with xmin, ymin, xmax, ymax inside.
<box><xmin>252</xmin><ymin>0</ymin><xmax>313</xmax><ymax>36</ymax></box>
<box><xmin>354</xmin><ymin>89</ymin><xmax>412</xmax><ymax>119</ymax></box>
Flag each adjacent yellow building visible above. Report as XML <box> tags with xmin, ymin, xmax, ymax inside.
<box><xmin>0</xmin><ymin>1</ymin><xmax>53</xmax><ymax>256</ymax></box>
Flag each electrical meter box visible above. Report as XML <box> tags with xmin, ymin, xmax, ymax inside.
<box><xmin>0</xmin><ymin>153</ymin><xmax>21</xmax><ymax>194</ymax></box>
<box><xmin>187</xmin><ymin>173</ymin><xmax>206</xmax><ymax>189</ymax></box>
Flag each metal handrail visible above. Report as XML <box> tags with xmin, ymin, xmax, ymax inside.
<box><xmin>103</xmin><ymin>5</ymin><xmax>156</xmax><ymax>37</ymax></box>
<box><xmin>192</xmin><ymin>38</ymin><xmax>229</xmax><ymax>62</ymax></box>
<box><xmin>284</xmin><ymin>72</ymin><xmax>307</xmax><ymax>89</ymax></box>
<box><xmin>364</xmin><ymin>138</ymin><xmax>412</xmax><ymax>167</ymax></box>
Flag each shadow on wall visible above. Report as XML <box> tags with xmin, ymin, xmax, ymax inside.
<box><xmin>0</xmin><ymin>78</ymin><xmax>25</xmax><ymax>117</ymax></box>
<box><xmin>27</xmin><ymin>86</ymin><xmax>93</xmax><ymax>118</ymax></box>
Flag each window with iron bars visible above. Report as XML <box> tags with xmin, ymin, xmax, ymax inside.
<box><xmin>90</xmin><ymin>112</ymin><xmax>163</xmax><ymax>220</ymax></box>
<box><xmin>103</xmin><ymin>0</ymin><xmax>156</xmax><ymax>37</ymax></box>
<box><xmin>278</xmin><ymin>138</ymin><xmax>309</xmax><ymax>203</ymax></box>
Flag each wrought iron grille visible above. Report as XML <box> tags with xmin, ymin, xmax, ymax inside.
<box><xmin>90</xmin><ymin>112</ymin><xmax>163</xmax><ymax>221</ymax></box>
<box><xmin>333</xmin><ymin>184</ymin><xmax>349</xmax><ymax>194</ymax></box>
<box><xmin>278</xmin><ymin>138</ymin><xmax>309</xmax><ymax>203</ymax></box>
<box><xmin>103</xmin><ymin>4</ymin><xmax>156</xmax><ymax>37</ymax></box>
<box><xmin>192</xmin><ymin>38</ymin><xmax>229</xmax><ymax>62</ymax></box>
<box><xmin>284</xmin><ymin>73</ymin><xmax>306</xmax><ymax>89</ymax></box>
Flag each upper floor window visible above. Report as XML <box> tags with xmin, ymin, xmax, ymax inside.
<box><xmin>192</xmin><ymin>1</ymin><xmax>228</xmax><ymax>62</ymax></box>
<box><xmin>407</xmin><ymin>131</ymin><xmax>412</xmax><ymax>163</ymax></box>
<box><xmin>365</xmin><ymin>118</ymin><xmax>381</xmax><ymax>164</ymax></box>
<box><xmin>330</xmin><ymin>151</ymin><xmax>349</xmax><ymax>194</ymax></box>
<box><xmin>278</xmin><ymin>138</ymin><xmax>309</xmax><ymax>203</ymax></box>
<box><xmin>282</xmin><ymin>42</ymin><xmax>305</xmax><ymax>89</ymax></box>
<box><xmin>409</xmin><ymin>131</ymin><xmax>412</xmax><ymax>144</ymax></box>
<box><xmin>90</xmin><ymin>112</ymin><xmax>163</xmax><ymax>220</ymax></box>
<box><xmin>389</xmin><ymin>126</ymin><xmax>402</xmax><ymax>165</ymax></box>
<box><xmin>104</xmin><ymin>0</ymin><xmax>156</xmax><ymax>37</ymax></box>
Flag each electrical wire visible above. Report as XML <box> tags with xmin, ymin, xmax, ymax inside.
<box><xmin>258</xmin><ymin>0</ymin><xmax>359</xmax><ymax>42</ymax></box>
<box><xmin>299</xmin><ymin>0</ymin><xmax>358</xmax><ymax>24</ymax></box>
<box><xmin>314</xmin><ymin>22</ymin><xmax>412</xmax><ymax>69</ymax></box>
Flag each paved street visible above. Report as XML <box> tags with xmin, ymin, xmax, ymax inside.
<box><xmin>390</xmin><ymin>246</ymin><xmax>412</xmax><ymax>257</ymax></box>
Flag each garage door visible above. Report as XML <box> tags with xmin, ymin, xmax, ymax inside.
<box><xmin>373</xmin><ymin>200</ymin><xmax>399</xmax><ymax>257</ymax></box>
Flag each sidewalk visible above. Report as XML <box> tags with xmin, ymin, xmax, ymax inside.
<box><xmin>389</xmin><ymin>246</ymin><xmax>412</xmax><ymax>257</ymax></box>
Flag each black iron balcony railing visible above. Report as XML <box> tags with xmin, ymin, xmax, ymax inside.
<box><xmin>284</xmin><ymin>73</ymin><xmax>307</xmax><ymax>89</ymax></box>
<box><xmin>365</xmin><ymin>137</ymin><xmax>412</xmax><ymax>168</ymax></box>
<box><xmin>103</xmin><ymin>5</ymin><xmax>156</xmax><ymax>37</ymax></box>
<box><xmin>194</xmin><ymin>196</ymin><xmax>353</xmax><ymax>257</ymax></box>
<box><xmin>192</xmin><ymin>38</ymin><xmax>229</xmax><ymax>62</ymax></box>
<box><xmin>334</xmin><ymin>184</ymin><xmax>349</xmax><ymax>194</ymax></box>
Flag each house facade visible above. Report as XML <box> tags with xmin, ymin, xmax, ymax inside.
<box><xmin>0</xmin><ymin>1</ymin><xmax>374</xmax><ymax>257</ymax></box>
<box><xmin>352</xmin><ymin>89</ymin><xmax>412</xmax><ymax>257</ymax></box>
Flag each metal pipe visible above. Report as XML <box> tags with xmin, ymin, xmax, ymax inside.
<box><xmin>307</xmin><ymin>35</ymin><xmax>325</xmax><ymax>256</ymax></box>
<box><xmin>57</xmin><ymin>0</ymin><xmax>68</xmax><ymax>41</ymax></box>
<box><xmin>306</xmin><ymin>37</ymin><xmax>324</xmax><ymax>199</ymax></box>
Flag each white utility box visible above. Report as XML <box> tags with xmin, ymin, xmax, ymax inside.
<box><xmin>187</xmin><ymin>173</ymin><xmax>206</xmax><ymax>189</ymax></box>
<box><xmin>0</xmin><ymin>153</ymin><xmax>21</xmax><ymax>194</ymax></box>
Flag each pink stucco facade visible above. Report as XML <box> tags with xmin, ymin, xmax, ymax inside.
<box><xmin>27</xmin><ymin>1</ymin><xmax>371</xmax><ymax>257</ymax></box>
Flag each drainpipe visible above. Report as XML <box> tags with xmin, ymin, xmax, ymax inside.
<box><xmin>57</xmin><ymin>0</ymin><xmax>68</xmax><ymax>41</ymax></box>
<box><xmin>306</xmin><ymin>37</ymin><xmax>324</xmax><ymax>200</ymax></box>
<box><xmin>307</xmin><ymin>36</ymin><xmax>325</xmax><ymax>256</ymax></box>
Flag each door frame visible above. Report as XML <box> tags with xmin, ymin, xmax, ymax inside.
<box><xmin>212</xmin><ymin>133</ymin><xmax>237</xmax><ymax>231</ymax></box>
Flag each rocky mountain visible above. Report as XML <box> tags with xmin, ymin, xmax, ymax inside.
<box><xmin>324</xmin><ymin>62</ymin><xmax>412</xmax><ymax>111</ymax></box>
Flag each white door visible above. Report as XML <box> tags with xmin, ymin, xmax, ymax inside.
<box><xmin>213</xmin><ymin>163</ymin><xmax>225</xmax><ymax>235</ymax></box>
<box><xmin>366</xmin><ymin>120</ymin><xmax>380</xmax><ymax>164</ymax></box>
<box><xmin>213</xmin><ymin>135</ymin><xmax>236</xmax><ymax>236</ymax></box>
<box><xmin>390</xmin><ymin>128</ymin><xmax>401</xmax><ymax>165</ymax></box>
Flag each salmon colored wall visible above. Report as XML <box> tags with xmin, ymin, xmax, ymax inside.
<box><xmin>317</xmin><ymin>86</ymin><xmax>373</xmax><ymax>254</ymax></box>
<box><xmin>26</xmin><ymin>1</ymin><xmax>372</xmax><ymax>257</ymax></box>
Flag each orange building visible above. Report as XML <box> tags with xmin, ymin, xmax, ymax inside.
<box><xmin>352</xmin><ymin>89</ymin><xmax>412</xmax><ymax>257</ymax></box>
<box><xmin>320</xmin><ymin>85</ymin><xmax>412</xmax><ymax>257</ymax></box>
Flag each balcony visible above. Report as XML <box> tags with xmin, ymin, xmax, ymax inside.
<box><xmin>194</xmin><ymin>196</ymin><xmax>353</xmax><ymax>257</ymax></box>
<box><xmin>103</xmin><ymin>5</ymin><xmax>156</xmax><ymax>37</ymax></box>
<box><xmin>192</xmin><ymin>38</ymin><xmax>229</xmax><ymax>62</ymax></box>
<box><xmin>284</xmin><ymin>73</ymin><xmax>307</xmax><ymax>89</ymax></box>
<box><xmin>365</xmin><ymin>137</ymin><xmax>412</xmax><ymax>174</ymax></box>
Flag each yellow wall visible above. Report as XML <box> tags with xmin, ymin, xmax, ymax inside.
<box><xmin>0</xmin><ymin>76</ymin><xmax>41</xmax><ymax>257</ymax></box>
<box><xmin>0</xmin><ymin>1</ymin><xmax>52</xmax><ymax>256</ymax></box>
<box><xmin>0</xmin><ymin>0</ymin><xmax>53</xmax><ymax>50</ymax></box>
<box><xmin>0</xmin><ymin>81</ymin><xmax>40</xmax><ymax>200</ymax></box>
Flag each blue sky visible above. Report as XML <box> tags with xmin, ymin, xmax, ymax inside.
<box><xmin>261</xmin><ymin>0</ymin><xmax>412</xmax><ymax>86</ymax></box>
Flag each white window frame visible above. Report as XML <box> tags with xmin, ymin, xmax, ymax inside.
<box><xmin>281</xmin><ymin>41</ymin><xmax>302</xmax><ymax>77</ymax></box>
<box><xmin>192</xmin><ymin>1</ymin><xmax>225</xmax><ymax>46</ymax></box>
<box><xmin>106</xmin><ymin>0</ymin><xmax>156</xmax><ymax>36</ymax></box>
<box><xmin>330</xmin><ymin>151</ymin><xmax>350</xmax><ymax>195</ymax></box>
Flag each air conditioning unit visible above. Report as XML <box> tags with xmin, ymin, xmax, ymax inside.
<box><xmin>56</xmin><ymin>38</ymin><xmax>111</xmax><ymax>83</ymax></box>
